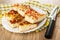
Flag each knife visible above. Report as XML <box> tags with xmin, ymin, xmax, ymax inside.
<box><xmin>45</xmin><ymin>6</ymin><xmax>58</xmax><ymax>39</ymax></box>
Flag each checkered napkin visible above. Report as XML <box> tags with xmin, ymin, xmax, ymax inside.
<box><xmin>0</xmin><ymin>1</ymin><xmax>59</xmax><ymax>32</ymax></box>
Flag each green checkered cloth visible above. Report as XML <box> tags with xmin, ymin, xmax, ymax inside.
<box><xmin>0</xmin><ymin>1</ymin><xmax>60</xmax><ymax>32</ymax></box>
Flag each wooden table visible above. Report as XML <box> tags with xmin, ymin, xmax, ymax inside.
<box><xmin>0</xmin><ymin>0</ymin><xmax>60</xmax><ymax>40</ymax></box>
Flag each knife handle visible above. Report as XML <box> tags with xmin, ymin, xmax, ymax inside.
<box><xmin>45</xmin><ymin>19</ymin><xmax>55</xmax><ymax>39</ymax></box>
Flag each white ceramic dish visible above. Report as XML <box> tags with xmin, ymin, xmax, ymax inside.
<box><xmin>1</xmin><ymin>0</ymin><xmax>47</xmax><ymax>33</ymax></box>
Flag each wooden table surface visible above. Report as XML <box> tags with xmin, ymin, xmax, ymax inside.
<box><xmin>0</xmin><ymin>0</ymin><xmax>60</xmax><ymax>40</ymax></box>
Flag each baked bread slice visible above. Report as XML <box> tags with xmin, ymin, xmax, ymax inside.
<box><xmin>13</xmin><ymin>4</ymin><xmax>46</xmax><ymax>23</ymax></box>
<box><xmin>19</xmin><ymin>21</ymin><xmax>37</xmax><ymax>32</ymax></box>
<box><xmin>13</xmin><ymin>4</ymin><xmax>30</xmax><ymax>16</ymax></box>
<box><xmin>6</xmin><ymin>19</ymin><xmax>37</xmax><ymax>31</ymax></box>
<box><xmin>25</xmin><ymin>8</ymin><xmax>46</xmax><ymax>23</ymax></box>
<box><xmin>4</xmin><ymin>10</ymin><xmax>25</xmax><ymax>28</ymax></box>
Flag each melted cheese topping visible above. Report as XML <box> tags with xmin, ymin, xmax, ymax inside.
<box><xmin>5</xmin><ymin>10</ymin><xmax>24</xmax><ymax>24</ymax></box>
<box><xmin>25</xmin><ymin>8</ymin><xmax>45</xmax><ymax>19</ymax></box>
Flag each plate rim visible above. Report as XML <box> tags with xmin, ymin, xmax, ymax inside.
<box><xmin>1</xmin><ymin>2</ymin><xmax>48</xmax><ymax>33</ymax></box>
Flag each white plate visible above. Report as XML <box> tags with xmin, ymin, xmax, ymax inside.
<box><xmin>1</xmin><ymin>1</ymin><xmax>47</xmax><ymax>33</ymax></box>
<box><xmin>2</xmin><ymin>17</ymin><xmax>47</xmax><ymax>33</ymax></box>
